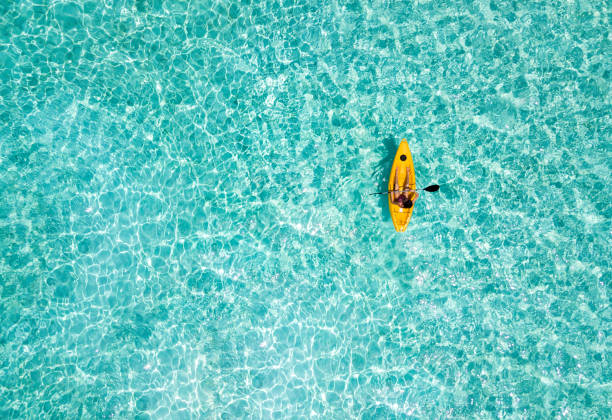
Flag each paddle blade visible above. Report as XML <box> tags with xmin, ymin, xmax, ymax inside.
<box><xmin>424</xmin><ymin>184</ymin><xmax>440</xmax><ymax>192</ymax></box>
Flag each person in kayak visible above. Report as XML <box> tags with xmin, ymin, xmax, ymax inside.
<box><xmin>391</xmin><ymin>167</ymin><xmax>419</xmax><ymax>208</ymax></box>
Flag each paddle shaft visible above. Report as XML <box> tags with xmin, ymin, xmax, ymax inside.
<box><xmin>387</xmin><ymin>189</ymin><xmax>417</xmax><ymax>194</ymax></box>
<box><xmin>371</xmin><ymin>186</ymin><xmax>435</xmax><ymax>196</ymax></box>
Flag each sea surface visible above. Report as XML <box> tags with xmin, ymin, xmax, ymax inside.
<box><xmin>0</xmin><ymin>0</ymin><xmax>610</xmax><ymax>418</ymax></box>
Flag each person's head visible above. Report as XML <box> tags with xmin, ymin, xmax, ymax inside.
<box><xmin>398</xmin><ymin>194</ymin><xmax>413</xmax><ymax>209</ymax></box>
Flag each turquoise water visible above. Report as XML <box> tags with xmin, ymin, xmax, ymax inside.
<box><xmin>0</xmin><ymin>0</ymin><xmax>610</xmax><ymax>418</ymax></box>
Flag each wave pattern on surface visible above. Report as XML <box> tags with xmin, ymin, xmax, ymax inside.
<box><xmin>0</xmin><ymin>0</ymin><xmax>610</xmax><ymax>418</ymax></box>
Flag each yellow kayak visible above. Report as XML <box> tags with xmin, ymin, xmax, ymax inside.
<box><xmin>388</xmin><ymin>139</ymin><xmax>416</xmax><ymax>232</ymax></box>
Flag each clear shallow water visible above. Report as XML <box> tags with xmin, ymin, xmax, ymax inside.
<box><xmin>0</xmin><ymin>0</ymin><xmax>610</xmax><ymax>418</ymax></box>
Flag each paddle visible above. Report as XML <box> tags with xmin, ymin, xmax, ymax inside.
<box><xmin>369</xmin><ymin>184</ymin><xmax>440</xmax><ymax>196</ymax></box>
